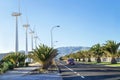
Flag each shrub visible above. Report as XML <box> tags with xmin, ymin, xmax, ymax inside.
<box><xmin>0</xmin><ymin>60</ymin><xmax>14</xmax><ymax>74</ymax></box>
<box><xmin>19</xmin><ymin>62</ymin><xmax>25</xmax><ymax>67</ymax></box>
<box><xmin>2</xmin><ymin>62</ymin><xmax>9</xmax><ymax>72</ymax></box>
<box><xmin>2</xmin><ymin>52</ymin><xmax>27</xmax><ymax>68</ymax></box>
<box><xmin>25</xmin><ymin>62</ymin><xmax>29</xmax><ymax>67</ymax></box>
<box><xmin>7</xmin><ymin>61</ymin><xmax>14</xmax><ymax>70</ymax></box>
<box><xmin>29</xmin><ymin>44</ymin><xmax>58</xmax><ymax>71</ymax></box>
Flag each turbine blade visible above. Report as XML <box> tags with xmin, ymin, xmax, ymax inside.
<box><xmin>18</xmin><ymin>0</ymin><xmax>21</xmax><ymax>13</ymax></box>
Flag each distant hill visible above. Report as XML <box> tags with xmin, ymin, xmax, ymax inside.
<box><xmin>0</xmin><ymin>47</ymin><xmax>90</xmax><ymax>60</ymax></box>
<box><xmin>0</xmin><ymin>53</ymin><xmax>9</xmax><ymax>60</ymax></box>
<box><xmin>56</xmin><ymin>46</ymin><xmax>90</xmax><ymax>57</ymax></box>
<box><xmin>0</xmin><ymin>50</ymin><xmax>25</xmax><ymax>60</ymax></box>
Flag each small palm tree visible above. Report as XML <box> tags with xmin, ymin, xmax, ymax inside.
<box><xmin>74</xmin><ymin>52</ymin><xmax>81</xmax><ymax>61</ymax></box>
<box><xmin>117</xmin><ymin>50</ymin><xmax>120</xmax><ymax>58</ymax></box>
<box><xmin>29</xmin><ymin>44</ymin><xmax>58</xmax><ymax>71</ymax></box>
<box><xmin>86</xmin><ymin>50</ymin><xmax>93</xmax><ymax>62</ymax></box>
<box><xmin>116</xmin><ymin>50</ymin><xmax>120</xmax><ymax>62</ymax></box>
<box><xmin>3</xmin><ymin>52</ymin><xmax>18</xmax><ymax>67</ymax></box>
<box><xmin>77</xmin><ymin>50</ymin><xmax>87</xmax><ymax>62</ymax></box>
<box><xmin>90</xmin><ymin>44</ymin><xmax>104</xmax><ymax>63</ymax></box>
<box><xmin>60</xmin><ymin>54</ymin><xmax>70</xmax><ymax>60</ymax></box>
<box><xmin>17</xmin><ymin>53</ymin><xmax>27</xmax><ymax>67</ymax></box>
<box><xmin>69</xmin><ymin>53</ymin><xmax>76</xmax><ymax>59</ymax></box>
<box><xmin>3</xmin><ymin>52</ymin><xmax>26</xmax><ymax>67</ymax></box>
<box><xmin>103</xmin><ymin>40</ymin><xmax>120</xmax><ymax>64</ymax></box>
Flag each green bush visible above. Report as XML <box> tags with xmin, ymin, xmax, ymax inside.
<box><xmin>19</xmin><ymin>62</ymin><xmax>25</xmax><ymax>67</ymax></box>
<box><xmin>0</xmin><ymin>61</ymin><xmax>15</xmax><ymax>74</ymax></box>
<box><xmin>0</xmin><ymin>61</ymin><xmax>3</xmax><ymax>68</ymax></box>
<box><xmin>25</xmin><ymin>62</ymin><xmax>29</xmax><ymax>67</ymax></box>
<box><xmin>0</xmin><ymin>68</ymin><xmax>3</xmax><ymax>74</ymax></box>
<box><xmin>2</xmin><ymin>62</ymin><xmax>9</xmax><ymax>72</ymax></box>
<box><xmin>7</xmin><ymin>61</ymin><xmax>14</xmax><ymax>70</ymax></box>
<box><xmin>2</xmin><ymin>52</ymin><xmax>27</xmax><ymax>68</ymax></box>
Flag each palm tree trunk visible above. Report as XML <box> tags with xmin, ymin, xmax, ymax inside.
<box><xmin>111</xmin><ymin>57</ymin><xmax>117</xmax><ymax>64</ymax></box>
<box><xmin>77</xmin><ymin>58</ymin><xmax>80</xmax><ymax>62</ymax></box>
<box><xmin>82</xmin><ymin>58</ymin><xmax>85</xmax><ymax>62</ymax></box>
<box><xmin>88</xmin><ymin>57</ymin><xmax>91</xmax><ymax>62</ymax></box>
<box><xmin>42</xmin><ymin>62</ymin><xmax>49</xmax><ymax>70</ymax></box>
<box><xmin>97</xmin><ymin>57</ymin><xmax>101</xmax><ymax>63</ymax></box>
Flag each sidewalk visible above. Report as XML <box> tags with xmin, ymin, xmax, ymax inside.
<box><xmin>0</xmin><ymin>66</ymin><xmax>63</xmax><ymax>80</ymax></box>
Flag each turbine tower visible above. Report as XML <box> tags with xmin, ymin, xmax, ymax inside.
<box><xmin>12</xmin><ymin>0</ymin><xmax>21</xmax><ymax>53</ymax></box>
<box><xmin>29</xmin><ymin>28</ymin><xmax>34</xmax><ymax>50</ymax></box>
<box><xmin>23</xmin><ymin>24</ymin><xmax>30</xmax><ymax>62</ymax></box>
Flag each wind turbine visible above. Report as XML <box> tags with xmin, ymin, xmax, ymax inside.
<box><xmin>12</xmin><ymin>0</ymin><xmax>22</xmax><ymax>53</ymax></box>
<box><xmin>32</xmin><ymin>26</ymin><xmax>39</xmax><ymax>48</ymax></box>
<box><xmin>23</xmin><ymin>16</ymin><xmax>30</xmax><ymax>62</ymax></box>
<box><xmin>29</xmin><ymin>27</ymin><xmax>35</xmax><ymax>50</ymax></box>
<box><xmin>34</xmin><ymin>34</ymin><xmax>38</xmax><ymax>48</ymax></box>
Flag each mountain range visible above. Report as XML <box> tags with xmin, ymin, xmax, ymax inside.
<box><xmin>0</xmin><ymin>46</ymin><xmax>90</xmax><ymax>60</ymax></box>
<box><xmin>56</xmin><ymin>46</ymin><xmax>90</xmax><ymax>57</ymax></box>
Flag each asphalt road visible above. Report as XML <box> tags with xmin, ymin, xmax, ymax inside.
<box><xmin>58</xmin><ymin>61</ymin><xmax>120</xmax><ymax>80</ymax></box>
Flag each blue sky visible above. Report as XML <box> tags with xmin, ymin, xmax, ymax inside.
<box><xmin>0</xmin><ymin>0</ymin><xmax>120</xmax><ymax>53</ymax></box>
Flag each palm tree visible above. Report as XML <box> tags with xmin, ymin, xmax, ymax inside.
<box><xmin>103</xmin><ymin>40</ymin><xmax>120</xmax><ymax>64</ymax></box>
<box><xmin>69</xmin><ymin>53</ymin><xmax>77</xmax><ymax>59</ymax></box>
<box><xmin>86</xmin><ymin>50</ymin><xmax>93</xmax><ymax>62</ymax></box>
<box><xmin>29</xmin><ymin>44</ymin><xmax>58</xmax><ymax>70</ymax></box>
<box><xmin>3</xmin><ymin>52</ymin><xmax>26</xmax><ymax>67</ymax></box>
<box><xmin>116</xmin><ymin>50</ymin><xmax>120</xmax><ymax>62</ymax></box>
<box><xmin>74</xmin><ymin>52</ymin><xmax>82</xmax><ymax>61</ymax></box>
<box><xmin>117</xmin><ymin>50</ymin><xmax>120</xmax><ymax>57</ymax></box>
<box><xmin>90</xmin><ymin>44</ymin><xmax>104</xmax><ymax>63</ymax></box>
<box><xmin>3</xmin><ymin>52</ymin><xmax>18</xmax><ymax>67</ymax></box>
<box><xmin>77</xmin><ymin>50</ymin><xmax>87</xmax><ymax>62</ymax></box>
<box><xmin>60</xmin><ymin>54</ymin><xmax>70</xmax><ymax>60</ymax></box>
<box><xmin>17</xmin><ymin>53</ymin><xmax>27</xmax><ymax>67</ymax></box>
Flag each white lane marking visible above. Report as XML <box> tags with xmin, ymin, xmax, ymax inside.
<box><xmin>59</xmin><ymin>62</ymin><xmax>85</xmax><ymax>79</ymax></box>
<box><xmin>77</xmin><ymin>74</ymin><xmax>85</xmax><ymax>78</ymax></box>
<box><xmin>74</xmin><ymin>72</ymin><xmax>77</xmax><ymax>73</ymax></box>
<box><xmin>74</xmin><ymin>72</ymin><xmax>77</xmax><ymax>74</ymax></box>
<box><xmin>81</xmin><ymin>76</ymin><xmax>85</xmax><ymax>78</ymax></box>
<box><xmin>64</xmin><ymin>66</ymin><xmax>74</xmax><ymax>71</ymax></box>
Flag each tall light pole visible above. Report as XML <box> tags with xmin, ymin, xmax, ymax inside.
<box><xmin>50</xmin><ymin>25</ymin><xmax>60</xmax><ymax>48</ymax></box>
<box><xmin>23</xmin><ymin>24</ymin><xmax>29</xmax><ymax>62</ymax></box>
<box><xmin>12</xmin><ymin>12</ymin><xmax>21</xmax><ymax>53</ymax></box>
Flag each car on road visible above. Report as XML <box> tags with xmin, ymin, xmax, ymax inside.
<box><xmin>67</xmin><ymin>58</ymin><xmax>75</xmax><ymax>65</ymax></box>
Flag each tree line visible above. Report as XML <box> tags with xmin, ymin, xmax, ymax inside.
<box><xmin>60</xmin><ymin>40</ymin><xmax>120</xmax><ymax>64</ymax></box>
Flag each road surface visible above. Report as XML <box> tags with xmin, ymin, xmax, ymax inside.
<box><xmin>0</xmin><ymin>66</ymin><xmax>63</xmax><ymax>80</ymax></box>
<box><xmin>58</xmin><ymin>61</ymin><xmax>120</xmax><ymax>80</ymax></box>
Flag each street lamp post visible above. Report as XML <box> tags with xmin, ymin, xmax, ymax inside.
<box><xmin>50</xmin><ymin>25</ymin><xmax>60</xmax><ymax>48</ymax></box>
<box><xmin>23</xmin><ymin>24</ymin><xmax>29</xmax><ymax>62</ymax></box>
<box><xmin>12</xmin><ymin>12</ymin><xmax>21</xmax><ymax>53</ymax></box>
